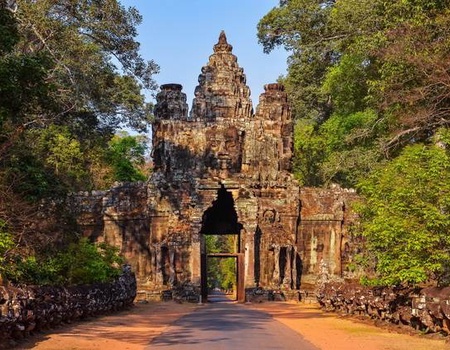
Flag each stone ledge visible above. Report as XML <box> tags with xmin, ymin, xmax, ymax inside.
<box><xmin>317</xmin><ymin>281</ymin><xmax>450</xmax><ymax>335</ymax></box>
<box><xmin>0</xmin><ymin>266</ymin><xmax>136</xmax><ymax>348</ymax></box>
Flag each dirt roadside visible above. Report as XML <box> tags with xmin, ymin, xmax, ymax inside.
<box><xmin>247</xmin><ymin>302</ymin><xmax>449</xmax><ymax>350</ymax></box>
<box><xmin>15</xmin><ymin>302</ymin><xmax>197</xmax><ymax>350</ymax></box>
<box><xmin>14</xmin><ymin>301</ymin><xmax>449</xmax><ymax>350</ymax></box>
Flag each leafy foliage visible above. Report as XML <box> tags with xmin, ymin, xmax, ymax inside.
<box><xmin>8</xmin><ymin>0</ymin><xmax>158</xmax><ymax>130</ymax></box>
<box><xmin>60</xmin><ymin>238</ymin><xmax>124</xmax><ymax>285</ymax></box>
<box><xmin>4</xmin><ymin>237</ymin><xmax>124</xmax><ymax>285</ymax></box>
<box><xmin>294</xmin><ymin>109</ymin><xmax>384</xmax><ymax>186</ymax></box>
<box><xmin>0</xmin><ymin>0</ymin><xmax>157</xmax><ymax>196</ymax></box>
<box><xmin>106</xmin><ymin>133</ymin><xmax>149</xmax><ymax>182</ymax></box>
<box><xmin>259</xmin><ymin>1</ymin><xmax>450</xmax><ymax>286</ymax></box>
<box><xmin>0</xmin><ymin>1</ymin><xmax>155</xmax><ymax>285</ymax></box>
<box><xmin>0</xmin><ymin>220</ymin><xmax>14</xmax><ymax>280</ymax></box>
<box><xmin>258</xmin><ymin>0</ymin><xmax>336</xmax><ymax>121</ymax></box>
<box><xmin>356</xmin><ymin>130</ymin><xmax>450</xmax><ymax>286</ymax></box>
<box><xmin>259</xmin><ymin>1</ymin><xmax>450</xmax><ymax>187</ymax></box>
<box><xmin>205</xmin><ymin>235</ymin><xmax>237</xmax><ymax>291</ymax></box>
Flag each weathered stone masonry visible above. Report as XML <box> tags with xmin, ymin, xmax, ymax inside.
<box><xmin>0</xmin><ymin>267</ymin><xmax>136</xmax><ymax>348</ymax></box>
<box><xmin>70</xmin><ymin>32</ymin><xmax>358</xmax><ymax>297</ymax></box>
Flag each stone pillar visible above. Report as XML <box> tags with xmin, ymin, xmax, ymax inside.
<box><xmin>190</xmin><ymin>221</ymin><xmax>202</xmax><ymax>285</ymax></box>
<box><xmin>243</xmin><ymin>226</ymin><xmax>256</xmax><ymax>287</ymax></box>
<box><xmin>292</xmin><ymin>246</ymin><xmax>298</xmax><ymax>289</ymax></box>
<box><xmin>168</xmin><ymin>245</ymin><xmax>176</xmax><ymax>286</ymax></box>
<box><xmin>155</xmin><ymin>244</ymin><xmax>164</xmax><ymax>285</ymax></box>
<box><xmin>235</xmin><ymin>191</ymin><xmax>258</xmax><ymax>288</ymax></box>
<box><xmin>283</xmin><ymin>245</ymin><xmax>293</xmax><ymax>288</ymax></box>
<box><xmin>272</xmin><ymin>245</ymin><xmax>281</xmax><ymax>286</ymax></box>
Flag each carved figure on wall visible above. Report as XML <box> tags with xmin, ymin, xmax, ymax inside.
<box><xmin>263</xmin><ymin>209</ymin><xmax>277</xmax><ymax>225</ymax></box>
<box><xmin>283</xmin><ymin>245</ymin><xmax>293</xmax><ymax>287</ymax></box>
<box><xmin>272</xmin><ymin>244</ymin><xmax>281</xmax><ymax>285</ymax></box>
<box><xmin>168</xmin><ymin>246</ymin><xmax>176</xmax><ymax>287</ymax></box>
<box><xmin>153</xmin><ymin>83</ymin><xmax>188</xmax><ymax>120</ymax></box>
<box><xmin>154</xmin><ymin>244</ymin><xmax>164</xmax><ymax>285</ymax></box>
<box><xmin>70</xmin><ymin>31</ymin><xmax>357</xmax><ymax>298</ymax></box>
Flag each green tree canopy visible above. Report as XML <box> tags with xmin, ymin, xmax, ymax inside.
<box><xmin>357</xmin><ymin>129</ymin><xmax>450</xmax><ymax>286</ymax></box>
<box><xmin>0</xmin><ymin>1</ymin><xmax>156</xmax><ymax>269</ymax></box>
<box><xmin>106</xmin><ymin>132</ymin><xmax>149</xmax><ymax>182</ymax></box>
<box><xmin>259</xmin><ymin>0</ymin><xmax>450</xmax><ymax>187</ymax></box>
<box><xmin>0</xmin><ymin>0</ymin><xmax>157</xmax><ymax>196</ymax></box>
<box><xmin>14</xmin><ymin>0</ymin><xmax>157</xmax><ymax>123</ymax></box>
<box><xmin>259</xmin><ymin>1</ymin><xmax>450</xmax><ymax>287</ymax></box>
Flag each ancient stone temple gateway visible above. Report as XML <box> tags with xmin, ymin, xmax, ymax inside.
<box><xmin>71</xmin><ymin>32</ymin><xmax>357</xmax><ymax>301</ymax></box>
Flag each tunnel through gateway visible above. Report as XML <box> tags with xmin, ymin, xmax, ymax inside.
<box><xmin>206</xmin><ymin>255</ymin><xmax>237</xmax><ymax>302</ymax></box>
<box><xmin>200</xmin><ymin>185</ymin><xmax>244</xmax><ymax>302</ymax></box>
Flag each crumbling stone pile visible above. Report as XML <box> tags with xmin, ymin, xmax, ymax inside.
<box><xmin>0</xmin><ymin>266</ymin><xmax>136</xmax><ymax>348</ymax></box>
<box><xmin>245</xmin><ymin>287</ymin><xmax>288</xmax><ymax>302</ymax></box>
<box><xmin>317</xmin><ymin>281</ymin><xmax>450</xmax><ymax>334</ymax></box>
<box><xmin>171</xmin><ymin>282</ymin><xmax>200</xmax><ymax>303</ymax></box>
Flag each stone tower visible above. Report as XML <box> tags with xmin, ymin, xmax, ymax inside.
<box><xmin>71</xmin><ymin>32</ymin><xmax>358</xmax><ymax>301</ymax></box>
<box><xmin>149</xmin><ymin>31</ymin><xmax>301</xmax><ymax>299</ymax></box>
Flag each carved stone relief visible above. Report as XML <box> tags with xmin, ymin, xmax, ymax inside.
<box><xmin>69</xmin><ymin>32</ymin><xmax>358</xmax><ymax>296</ymax></box>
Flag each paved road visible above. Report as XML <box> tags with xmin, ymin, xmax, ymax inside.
<box><xmin>147</xmin><ymin>301</ymin><xmax>319</xmax><ymax>349</ymax></box>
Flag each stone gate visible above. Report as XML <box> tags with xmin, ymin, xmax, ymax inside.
<box><xmin>70</xmin><ymin>32</ymin><xmax>358</xmax><ymax>299</ymax></box>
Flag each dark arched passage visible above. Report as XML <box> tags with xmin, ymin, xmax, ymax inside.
<box><xmin>200</xmin><ymin>185</ymin><xmax>244</xmax><ymax>302</ymax></box>
<box><xmin>200</xmin><ymin>185</ymin><xmax>242</xmax><ymax>235</ymax></box>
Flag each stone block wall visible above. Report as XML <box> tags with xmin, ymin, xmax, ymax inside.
<box><xmin>67</xmin><ymin>182</ymin><xmax>361</xmax><ymax>294</ymax></box>
<box><xmin>0</xmin><ymin>267</ymin><xmax>136</xmax><ymax>348</ymax></box>
<box><xmin>298</xmin><ymin>186</ymin><xmax>359</xmax><ymax>288</ymax></box>
<box><xmin>68</xmin><ymin>182</ymin><xmax>154</xmax><ymax>283</ymax></box>
<box><xmin>65</xmin><ymin>33</ymin><xmax>362</xmax><ymax>296</ymax></box>
<box><xmin>317</xmin><ymin>281</ymin><xmax>450</xmax><ymax>334</ymax></box>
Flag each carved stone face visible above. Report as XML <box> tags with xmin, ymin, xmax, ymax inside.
<box><xmin>263</xmin><ymin>209</ymin><xmax>276</xmax><ymax>224</ymax></box>
<box><xmin>205</xmin><ymin>126</ymin><xmax>242</xmax><ymax>172</ymax></box>
<box><xmin>154</xmin><ymin>84</ymin><xmax>188</xmax><ymax>120</ymax></box>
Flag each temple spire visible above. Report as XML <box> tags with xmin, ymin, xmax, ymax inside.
<box><xmin>213</xmin><ymin>30</ymin><xmax>233</xmax><ymax>53</ymax></box>
<box><xmin>190</xmin><ymin>31</ymin><xmax>252</xmax><ymax>121</ymax></box>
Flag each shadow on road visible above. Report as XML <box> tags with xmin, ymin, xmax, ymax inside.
<box><xmin>207</xmin><ymin>290</ymin><xmax>236</xmax><ymax>303</ymax></box>
<box><xmin>149</xmin><ymin>302</ymin><xmax>319</xmax><ymax>349</ymax></box>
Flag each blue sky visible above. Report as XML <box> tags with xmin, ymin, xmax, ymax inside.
<box><xmin>119</xmin><ymin>1</ymin><xmax>288</xmax><ymax>109</ymax></box>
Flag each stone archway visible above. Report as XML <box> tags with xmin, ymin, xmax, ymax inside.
<box><xmin>200</xmin><ymin>185</ymin><xmax>241</xmax><ymax>236</ymax></box>
<box><xmin>200</xmin><ymin>185</ymin><xmax>245</xmax><ymax>302</ymax></box>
